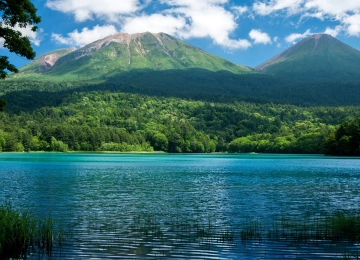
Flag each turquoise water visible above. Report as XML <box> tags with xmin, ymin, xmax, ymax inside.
<box><xmin>1</xmin><ymin>153</ymin><xmax>360</xmax><ymax>259</ymax></box>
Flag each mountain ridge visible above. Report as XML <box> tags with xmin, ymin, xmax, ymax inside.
<box><xmin>3</xmin><ymin>32</ymin><xmax>360</xmax><ymax>106</ymax></box>
<box><xmin>256</xmin><ymin>34</ymin><xmax>360</xmax><ymax>81</ymax></box>
<box><xmin>11</xmin><ymin>32</ymin><xmax>254</xmax><ymax>81</ymax></box>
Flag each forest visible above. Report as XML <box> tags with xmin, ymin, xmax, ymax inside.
<box><xmin>0</xmin><ymin>81</ymin><xmax>359</xmax><ymax>154</ymax></box>
<box><xmin>324</xmin><ymin>117</ymin><xmax>360</xmax><ymax>155</ymax></box>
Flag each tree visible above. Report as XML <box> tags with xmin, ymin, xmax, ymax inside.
<box><xmin>324</xmin><ymin>117</ymin><xmax>360</xmax><ymax>155</ymax></box>
<box><xmin>0</xmin><ymin>0</ymin><xmax>41</xmax><ymax>79</ymax></box>
<box><xmin>0</xmin><ymin>98</ymin><xmax>6</xmax><ymax>111</ymax></box>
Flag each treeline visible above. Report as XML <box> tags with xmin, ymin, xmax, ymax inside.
<box><xmin>0</xmin><ymin>123</ymin><xmax>216</xmax><ymax>153</ymax></box>
<box><xmin>3</xmin><ymin>72</ymin><xmax>360</xmax><ymax>108</ymax></box>
<box><xmin>0</xmin><ymin>90</ymin><xmax>360</xmax><ymax>153</ymax></box>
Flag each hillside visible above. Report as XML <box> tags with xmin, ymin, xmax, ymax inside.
<box><xmin>15</xmin><ymin>48</ymin><xmax>75</xmax><ymax>76</ymax></box>
<box><xmin>3</xmin><ymin>32</ymin><xmax>360</xmax><ymax>107</ymax></box>
<box><xmin>256</xmin><ymin>34</ymin><xmax>360</xmax><ymax>81</ymax></box>
<box><xmin>1</xmin><ymin>89</ymin><xmax>360</xmax><ymax>154</ymax></box>
<box><xmin>10</xmin><ymin>32</ymin><xmax>254</xmax><ymax>81</ymax></box>
<box><xmin>1</xmin><ymin>33</ymin><xmax>360</xmax><ymax>154</ymax></box>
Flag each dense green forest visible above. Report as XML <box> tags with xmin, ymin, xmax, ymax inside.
<box><xmin>1</xmin><ymin>83</ymin><xmax>360</xmax><ymax>153</ymax></box>
<box><xmin>0</xmin><ymin>32</ymin><xmax>359</xmax><ymax>154</ymax></box>
<box><xmin>324</xmin><ymin>117</ymin><xmax>360</xmax><ymax>155</ymax></box>
<box><xmin>4</xmin><ymin>71</ymin><xmax>360</xmax><ymax>107</ymax></box>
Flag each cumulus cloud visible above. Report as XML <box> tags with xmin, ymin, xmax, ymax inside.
<box><xmin>122</xmin><ymin>14</ymin><xmax>187</xmax><ymax>35</ymax></box>
<box><xmin>174</xmin><ymin>4</ymin><xmax>250</xmax><ymax>49</ymax></box>
<box><xmin>47</xmin><ymin>0</ymin><xmax>251</xmax><ymax>50</ymax></box>
<box><xmin>123</xmin><ymin>0</ymin><xmax>251</xmax><ymax>49</ymax></box>
<box><xmin>304</xmin><ymin>0</ymin><xmax>360</xmax><ymax>16</ymax></box>
<box><xmin>46</xmin><ymin>0</ymin><xmax>142</xmax><ymax>22</ymax></box>
<box><xmin>249</xmin><ymin>29</ymin><xmax>272</xmax><ymax>44</ymax></box>
<box><xmin>17</xmin><ymin>26</ymin><xmax>43</xmax><ymax>46</ymax></box>
<box><xmin>160</xmin><ymin>0</ymin><xmax>228</xmax><ymax>7</ymax></box>
<box><xmin>252</xmin><ymin>0</ymin><xmax>360</xmax><ymax>37</ymax></box>
<box><xmin>232</xmin><ymin>6</ymin><xmax>248</xmax><ymax>17</ymax></box>
<box><xmin>253</xmin><ymin>0</ymin><xmax>360</xmax><ymax>16</ymax></box>
<box><xmin>324</xmin><ymin>25</ymin><xmax>343</xmax><ymax>37</ymax></box>
<box><xmin>51</xmin><ymin>25</ymin><xmax>118</xmax><ymax>47</ymax></box>
<box><xmin>253</xmin><ymin>0</ymin><xmax>304</xmax><ymax>16</ymax></box>
<box><xmin>343</xmin><ymin>14</ymin><xmax>360</xmax><ymax>36</ymax></box>
<box><xmin>285</xmin><ymin>29</ymin><xmax>311</xmax><ymax>43</ymax></box>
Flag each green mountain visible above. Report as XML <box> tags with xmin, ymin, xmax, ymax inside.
<box><xmin>11</xmin><ymin>32</ymin><xmax>253</xmax><ymax>81</ymax></box>
<box><xmin>2</xmin><ymin>33</ymin><xmax>360</xmax><ymax>154</ymax></box>
<box><xmin>4</xmin><ymin>32</ymin><xmax>360</xmax><ymax>107</ymax></box>
<box><xmin>256</xmin><ymin>34</ymin><xmax>360</xmax><ymax>81</ymax></box>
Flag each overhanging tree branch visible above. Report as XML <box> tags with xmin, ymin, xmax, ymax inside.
<box><xmin>0</xmin><ymin>0</ymin><xmax>41</xmax><ymax>79</ymax></box>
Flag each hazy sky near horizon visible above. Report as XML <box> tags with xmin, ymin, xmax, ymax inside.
<box><xmin>2</xmin><ymin>0</ymin><xmax>360</xmax><ymax>68</ymax></box>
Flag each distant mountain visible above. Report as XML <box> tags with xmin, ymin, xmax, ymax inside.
<box><xmin>256</xmin><ymin>34</ymin><xmax>360</xmax><ymax>81</ymax></box>
<box><xmin>4</xmin><ymin>32</ymin><xmax>360</xmax><ymax>106</ymax></box>
<box><xmin>11</xmin><ymin>32</ymin><xmax>254</xmax><ymax>81</ymax></box>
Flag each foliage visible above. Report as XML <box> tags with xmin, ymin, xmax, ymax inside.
<box><xmin>0</xmin><ymin>88</ymin><xmax>359</xmax><ymax>153</ymax></box>
<box><xmin>0</xmin><ymin>203</ymin><xmax>35</xmax><ymax>257</ymax></box>
<box><xmin>4</xmin><ymin>71</ymin><xmax>360</xmax><ymax>107</ymax></box>
<box><xmin>324</xmin><ymin>117</ymin><xmax>360</xmax><ymax>155</ymax></box>
<box><xmin>0</xmin><ymin>0</ymin><xmax>41</xmax><ymax>78</ymax></box>
<box><xmin>0</xmin><ymin>98</ymin><xmax>6</xmax><ymax>111</ymax></box>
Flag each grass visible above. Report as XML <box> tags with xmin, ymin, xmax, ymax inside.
<box><xmin>263</xmin><ymin>213</ymin><xmax>360</xmax><ymax>243</ymax></box>
<box><xmin>126</xmin><ymin>213</ymin><xmax>360</xmax><ymax>247</ymax></box>
<box><xmin>0</xmin><ymin>203</ymin><xmax>35</xmax><ymax>257</ymax></box>
<box><xmin>1</xmin><ymin>207</ymin><xmax>359</xmax><ymax>258</ymax></box>
<box><xmin>0</xmin><ymin>203</ymin><xmax>62</xmax><ymax>258</ymax></box>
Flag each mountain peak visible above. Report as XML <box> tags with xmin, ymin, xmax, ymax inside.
<box><xmin>12</xmin><ymin>31</ymin><xmax>253</xmax><ymax>81</ymax></box>
<box><xmin>91</xmin><ymin>32</ymin><xmax>168</xmax><ymax>47</ymax></box>
<box><xmin>301</xmin><ymin>33</ymin><xmax>336</xmax><ymax>45</ymax></box>
<box><xmin>255</xmin><ymin>33</ymin><xmax>360</xmax><ymax>81</ymax></box>
<box><xmin>308</xmin><ymin>33</ymin><xmax>330</xmax><ymax>39</ymax></box>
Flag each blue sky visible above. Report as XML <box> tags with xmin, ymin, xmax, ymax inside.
<box><xmin>2</xmin><ymin>0</ymin><xmax>360</xmax><ymax>69</ymax></box>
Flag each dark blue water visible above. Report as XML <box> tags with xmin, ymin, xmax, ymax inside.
<box><xmin>1</xmin><ymin>153</ymin><xmax>360</xmax><ymax>259</ymax></box>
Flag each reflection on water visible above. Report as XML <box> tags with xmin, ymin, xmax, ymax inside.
<box><xmin>1</xmin><ymin>153</ymin><xmax>360</xmax><ymax>259</ymax></box>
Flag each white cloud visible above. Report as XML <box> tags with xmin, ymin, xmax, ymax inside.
<box><xmin>304</xmin><ymin>0</ymin><xmax>360</xmax><ymax>16</ymax></box>
<box><xmin>124</xmin><ymin>1</ymin><xmax>251</xmax><ymax>49</ymax></box>
<box><xmin>47</xmin><ymin>0</ymin><xmax>251</xmax><ymax>50</ymax></box>
<box><xmin>285</xmin><ymin>29</ymin><xmax>312</xmax><ymax>43</ymax></box>
<box><xmin>122</xmin><ymin>14</ymin><xmax>187</xmax><ymax>35</ymax></box>
<box><xmin>272</xmin><ymin>36</ymin><xmax>281</xmax><ymax>47</ymax></box>
<box><xmin>343</xmin><ymin>14</ymin><xmax>360</xmax><ymax>36</ymax></box>
<box><xmin>252</xmin><ymin>0</ymin><xmax>360</xmax><ymax>37</ymax></box>
<box><xmin>232</xmin><ymin>6</ymin><xmax>248</xmax><ymax>17</ymax></box>
<box><xmin>253</xmin><ymin>0</ymin><xmax>304</xmax><ymax>16</ymax></box>
<box><xmin>160</xmin><ymin>0</ymin><xmax>228</xmax><ymax>7</ymax></box>
<box><xmin>17</xmin><ymin>26</ymin><xmax>43</xmax><ymax>46</ymax></box>
<box><xmin>324</xmin><ymin>25</ymin><xmax>342</xmax><ymax>37</ymax></box>
<box><xmin>221</xmin><ymin>38</ymin><xmax>252</xmax><ymax>49</ymax></box>
<box><xmin>253</xmin><ymin>0</ymin><xmax>360</xmax><ymax>16</ymax></box>
<box><xmin>249</xmin><ymin>29</ymin><xmax>272</xmax><ymax>44</ymax></box>
<box><xmin>51</xmin><ymin>25</ymin><xmax>118</xmax><ymax>47</ymax></box>
<box><xmin>46</xmin><ymin>0</ymin><xmax>141</xmax><ymax>22</ymax></box>
<box><xmin>173</xmin><ymin>5</ymin><xmax>241</xmax><ymax>46</ymax></box>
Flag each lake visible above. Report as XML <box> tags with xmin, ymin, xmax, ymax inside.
<box><xmin>1</xmin><ymin>153</ymin><xmax>360</xmax><ymax>259</ymax></box>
